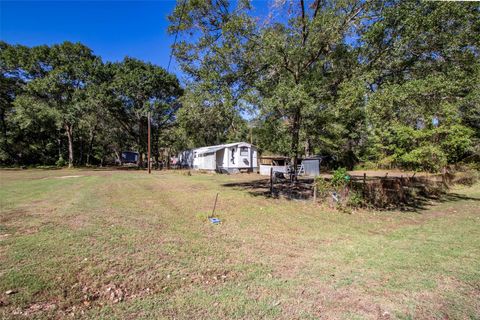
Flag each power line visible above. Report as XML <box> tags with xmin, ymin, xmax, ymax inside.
<box><xmin>167</xmin><ymin>0</ymin><xmax>188</xmax><ymax>72</ymax></box>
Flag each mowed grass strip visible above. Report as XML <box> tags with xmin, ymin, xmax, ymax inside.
<box><xmin>0</xmin><ymin>169</ymin><xmax>479</xmax><ymax>319</ymax></box>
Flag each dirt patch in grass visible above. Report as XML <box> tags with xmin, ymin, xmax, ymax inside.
<box><xmin>10</xmin><ymin>301</ymin><xmax>59</xmax><ymax>318</ymax></box>
<box><xmin>0</xmin><ymin>209</ymin><xmax>30</xmax><ymax>224</ymax></box>
<box><xmin>7</xmin><ymin>265</ymin><xmax>246</xmax><ymax>318</ymax></box>
<box><xmin>281</xmin><ymin>286</ymin><xmax>387</xmax><ymax>319</ymax></box>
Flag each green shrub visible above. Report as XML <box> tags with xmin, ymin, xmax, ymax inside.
<box><xmin>399</xmin><ymin>145</ymin><xmax>447</xmax><ymax>172</ymax></box>
<box><xmin>55</xmin><ymin>157</ymin><xmax>66</xmax><ymax>167</ymax></box>
<box><xmin>331</xmin><ymin>167</ymin><xmax>350</xmax><ymax>188</ymax></box>
<box><xmin>314</xmin><ymin>169</ymin><xmax>363</xmax><ymax>210</ymax></box>
<box><xmin>35</xmin><ymin>165</ymin><xmax>58</xmax><ymax>169</ymax></box>
<box><xmin>354</xmin><ymin>161</ymin><xmax>378</xmax><ymax>170</ymax></box>
<box><xmin>346</xmin><ymin>191</ymin><xmax>364</xmax><ymax>208</ymax></box>
<box><xmin>454</xmin><ymin>170</ymin><xmax>480</xmax><ymax>186</ymax></box>
<box><xmin>314</xmin><ymin>177</ymin><xmax>332</xmax><ymax>198</ymax></box>
<box><xmin>463</xmin><ymin>161</ymin><xmax>480</xmax><ymax>171</ymax></box>
<box><xmin>377</xmin><ymin>155</ymin><xmax>395</xmax><ymax>169</ymax></box>
<box><xmin>438</xmin><ymin>124</ymin><xmax>474</xmax><ymax>163</ymax></box>
<box><xmin>366</xmin><ymin>122</ymin><xmax>474</xmax><ymax>172</ymax></box>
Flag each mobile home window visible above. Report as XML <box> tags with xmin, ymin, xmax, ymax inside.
<box><xmin>240</xmin><ymin>147</ymin><xmax>248</xmax><ymax>156</ymax></box>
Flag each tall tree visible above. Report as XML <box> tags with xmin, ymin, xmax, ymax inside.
<box><xmin>360</xmin><ymin>0</ymin><xmax>480</xmax><ymax>170</ymax></box>
<box><xmin>170</xmin><ymin>0</ymin><xmax>369</xmax><ymax>173</ymax></box>
<box><xmin>0</xmin><ymin>44</ymin><xmax>22</xmax><ymax>163</ymax></box>
<box><xmin>7</xmin><ymin>42</ymin><xmax>100</xmax><ymax>167</ymax></box>
<box><xmin>1</xmin><ymin>42</ymin><xmax>72</xmax><ymax>165</ymax></box>
<box><xmin>169</xmin><ymin>0</ymin><xmax>255</xmax><ymax>148</ymax></box>
<box><xmin>109</xmin><ymin>57</ymin><xmax>182</xmax><ymax>166</ymax></box>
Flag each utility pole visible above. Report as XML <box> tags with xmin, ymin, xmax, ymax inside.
<box><xmin>147</xmin><ymin>111</ymin><xmax>151</xmax><ymax>174</ymax></box>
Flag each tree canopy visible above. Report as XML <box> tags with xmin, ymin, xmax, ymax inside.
<box><xmin>0</xmin><ymin>0</ymin><xmax>478</xmax><ymax>172</ymax></box>
<box><xmin>169</xmin><ymin>0</ymin><xmax>479</xmax><ymax>172</ymax></box>
<box><xmin>0</xmin><ymin>42</ymin><xmax>182</xmax><ymax>167</ymax></box>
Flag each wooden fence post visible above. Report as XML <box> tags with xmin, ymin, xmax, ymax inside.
<box><xmin>363</xmin><ymin>173</ymin><xmax>366</xmax><ymax>197</ymax></box>
<box><xmin>442</xmin><ymin>166</ymin><xmax>447</xmax><ymax>188</ymax></box>
<box><xmin>270</xmin><ymin>167</ymin><xmax>273</xmax><ymax>196</ymax></box>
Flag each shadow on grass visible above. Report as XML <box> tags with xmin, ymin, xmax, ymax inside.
<box><xmin>223</xmin><ymin>178</ymin><xmax>315</xmax><ymax>201</ymax></box>
<box><xmin>395</xmin><ymin>192</ymin><xmax>480</xmax><ymax>212</ymax></box>
<box><xmin>0</xmin><ymin>166</ymin><xmax>63</xmax><ymax>170</ymax></box>
<box><xmin>86</xmin><ymin>166</ymin><xmax>143</xmax><ymax>171</ymax></box>
<box><xmin>222</xmin><ymin>178</ymin><xmax>480</xmax><ymax>212</ymax></box>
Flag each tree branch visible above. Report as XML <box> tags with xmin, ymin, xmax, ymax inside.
<box><xmin>300</xmin><ymin>0</ymin><xmax>307</xmax><ymax>46</ymax></box>
<box><xmin>312</xmin><ymin>0</ymin><xmax>321</xmax><ymax>19</ymax></box>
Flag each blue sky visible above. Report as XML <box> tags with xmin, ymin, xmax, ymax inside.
<box><xmin>1</xmin><ymin>1</ymin><xmax>179</xmax><ymax>71</ymax></box>
<box><xmin>1</xmin><ymin>1</ymin><xmax>270</xmax><ymax>79</ymax></box>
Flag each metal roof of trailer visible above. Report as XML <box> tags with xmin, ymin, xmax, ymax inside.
<box><xmin>194</xmin><ymin>142</ymin><xmax>254</xmax><ymax>155</ymax></box>
<box><xmin>195</xmin><ymin>145</ymin><xmax>225</xmax><ymax>154</ymax></box>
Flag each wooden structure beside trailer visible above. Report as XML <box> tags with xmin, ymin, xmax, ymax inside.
<box><xmin>259</xmin><ymin>155</ymin><xmax>323</xmax><ymax>177</ymax></box>
<box><xmin>259</xmin><ymin>156</ymin><xmax>290</xmax><ymax>176</ymax></box>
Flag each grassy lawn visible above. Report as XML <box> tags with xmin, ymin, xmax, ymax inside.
<box><xmin>1</xmin><ymin>169</ymin><xmax>479</xmax><ymax>319</ymax></box>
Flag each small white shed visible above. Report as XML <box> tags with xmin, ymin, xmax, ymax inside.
<box><xmin>181</xmin><ymin>142</ymin><xmax>258</xmax><ymax>173</ymax></box>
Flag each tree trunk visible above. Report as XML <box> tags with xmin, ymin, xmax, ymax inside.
<box><xmin>154</xmin><ymin>154</ymin><xmax>159</xmax><ymax>170</ymax></box>
<box><xmin>137</xmin><ymin>118</ymin><xmax>144</xmax><ymax>167</ymax></box>
<box><xmin>290</xmin><ymin>109</ymin><xmax>301</xmax><ymax>181</ymax></box>
<box><xmin>86</xmin><ymin>126</ymin><xmax>97</xmax><ymax>166</ymax></box>
<box><xmin>57</xmin><ymin>129</ymin><xmax>62</xmax><ymax>160</ymax></box>
<box><xmin>152</xmin><ymin>125</ymin><xmax>159</xmax><ymax>170</ymax></box>
<box><xmin>304</xmin><ymin>138</ymin><xmax>311</xmax><ymax>157</ymax></box>
<box><xmin>138</xmin><ymin>153</ymin><xmax>144</xmax><ymax>168</ymax></box>
<box><xmin>65</xmin><ymin>124</ymin><xmax>74</xmax><ymax>168</ymax></box>
<box><xmin>114</xmin><ymin>149</ymin><xmax>121</xmax><ymax>165</ymax></box>
<box><xmin>166</xmin><ymin>149</ymin><xmax>171</xmax><ymax>169</ymax></box>
<box><xmin>79</xmin><ymin>139</ymin><xmax>84</xmax><ymax>166</ymax></box>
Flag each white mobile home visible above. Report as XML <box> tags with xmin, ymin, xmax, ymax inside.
<box><xmin>180</xmin><ymin>142</ymin><xmax>258</xmax><ymax>173</ymax></box>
